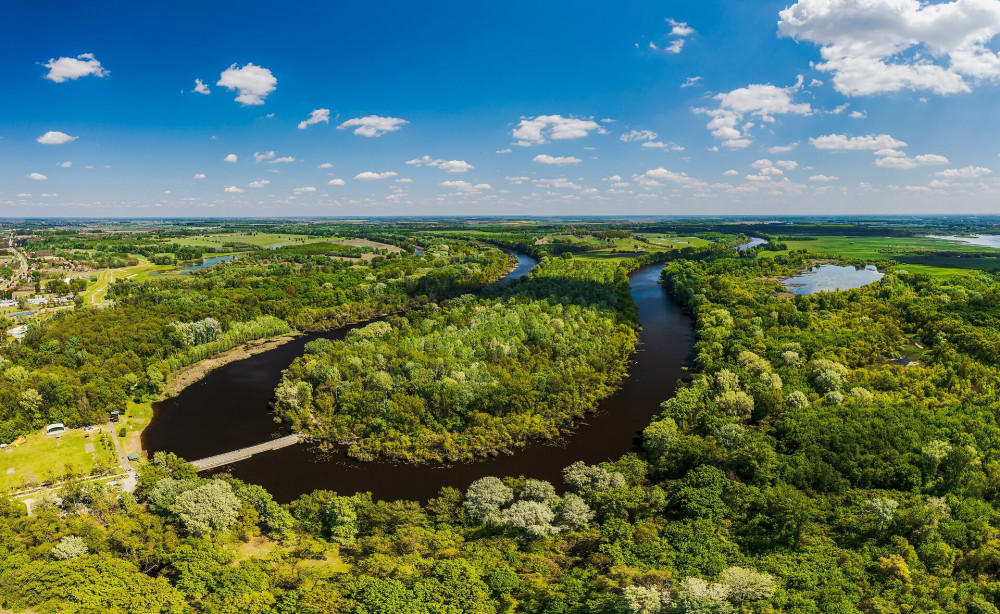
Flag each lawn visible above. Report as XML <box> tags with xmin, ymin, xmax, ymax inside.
<box><xmin>0</xmin><ymin>427</ymin><xmax>117</xmax><ymax>493</ymax></box>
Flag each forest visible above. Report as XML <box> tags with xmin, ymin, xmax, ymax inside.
<box><xmin>275</xmin><ymin>254</ymin><xmax>639</xmax><ymax>462</ymax></box>
<box><xmin>0</xmin><ymin>236</ymin><xmax>509</xmax><ymax>444</ymax></box>
<box><xmin>3</xmin><ymin>219</ymin><xmax>1000</xmax><ymax>613</ymax></box>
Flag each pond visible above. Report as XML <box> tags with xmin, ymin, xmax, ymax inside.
<box><xmin>176</xmin><ymin>254</ymin><xmax>240</xmax><ymax>272</ymax></box>
<box><xmin>143</xmin><ymin>253</ymin><xmax>695</xmax><ymax>503</ymax></box>
<box><xmin>926</xmin><ymin>234</ymin><xmax>1000</xmax><ymax>249</ymax></box>
<box><xmin>736</xmin><ymin>237</ymin><xmax>768</xmax><ymax>251</ymax></box>
<box><xmin>782</xmin><ymin>264</ymin><xmax>884</xmax><ymax>295</ymax></box>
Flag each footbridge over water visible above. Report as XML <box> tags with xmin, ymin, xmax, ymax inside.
<box><xmin>190</xmin><ymin>434</ymin><xmax>302</xmax><ymax>471</ymax></box>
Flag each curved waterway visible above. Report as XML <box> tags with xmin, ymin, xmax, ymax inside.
<box><xmin>143</xmin><ymin>254</ymin><xmax>694</xmax><ymax>503</ymax></box>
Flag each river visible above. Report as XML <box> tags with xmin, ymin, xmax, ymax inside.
<box><xmin>142</xmin><ymin>254</ymin><xmax>694</xmax><ymax>503</ymax></box>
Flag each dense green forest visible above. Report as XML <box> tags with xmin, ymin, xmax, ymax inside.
<box><xmin>0</xmin><ymin>238</ymin><xmax>509</xmax><ymax>443</ymax></box>
<box><xmin>5</xmin><ymin>219</ymin><xmax>1000</xmax><ymax>613</ymax></box>
<box><xmin>276</xmin><ymin>254</ymin><xmax>639</xmax><ymax>462</ymax></box>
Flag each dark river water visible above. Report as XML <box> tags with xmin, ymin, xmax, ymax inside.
<box><xmin>143</xmin><ymin>254</ymin><xmax>694</xmax><ymax>503</ymax></box>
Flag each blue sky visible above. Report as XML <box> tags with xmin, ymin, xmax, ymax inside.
<box><xmin>3</xmin><ymin>0</ymin><xmax>1000</xmax><ymax>216</ymax></box>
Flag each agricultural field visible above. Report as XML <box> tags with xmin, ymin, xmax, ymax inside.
<box><xmin>766</xmin><ymin>234</ymin><xmax>1000</xmax><ymax>276</ymax></box>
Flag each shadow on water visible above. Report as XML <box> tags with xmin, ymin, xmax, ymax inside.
<box><xmin>143</xmin><ymin>254</ymin><xmax>694</xmax><ymax>503</ymax></box>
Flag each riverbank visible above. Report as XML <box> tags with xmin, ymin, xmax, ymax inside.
<box><xmin>164</xmin><ymin>333</ymin><xmax>303</xmax><ymax>397</ymax></box>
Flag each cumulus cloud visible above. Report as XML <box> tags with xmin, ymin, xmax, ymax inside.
<box><xmin>337</xmin><ymin>115</ymin><xmax>408</xmax><ymax>137</ymax></box>
<box><xmin>37</xmin><ymin>131</ymin><xmax>78</xmax><ymax>145</ymax></box>
<box><xmin>42</xmin><ymin>53</ymin><xmax>107</xmax><ymax>82</ymax></box>
<box><xmin>224</xmin><ymin>185</ymin><xmax>244</xmax><ymax>193</ymax></box>
<box><xmin>533</xmin><ymin>154</ymin><xmax>582</xmax><ymax>165</ymax></box>
<box><xmin>354</xmin><ymin>171</ymin><xmax>397</xmax><ymax>180</ymax></box>
<box><xmin>193</xmin><ymin>79</ymin><xmax>210</xmax><ymax>95</ymax></box>
<box><xmin>217</xmin><ymin>63</ymin><xmax>277</xmax><ymax>105</ymax></box>
<box><xmin>723</xmin><ymin>169</ymin><xmax>740</xmax><ymax>176</ymax></box>
<box><xmin>270</xmin><ymin>156</ymin><xmax>295</xmax><ymax>163</ymax></box>
<box><xmin>809</xmin><ymin>174</ymin><xmax>839</xmax><ymax>182</ymax></box>
<box><xmin>247</xmin><ymin>179</ymin><xmax>271</xmax><ymax>188</ymax></box>
<box><xmin>405</xmin><ymin>156</ymin><xmax>474</xmax><ymax>172</ymax></box>
<box><xmin>440</xmin><ymin>180</ymin><xmax>492</xmax><ymax>192</ymax></box>
<box><xmin>27</xmin><ymin>172</ymin><xmax>47</xmax><ymax>180</ymax></box>
<box><xmin>936</xmin><ymin>165</ymin><xmax>992</xmax><ymax>178</ymax></box>
<box><xmin>293</xmin><ymin>186</ymin><xmax>316</xmax><ymax>193</ymax></box>
<box><xmin>656</xmin><ymin>18</ymin><xmax>695</xmax><ymax>54</ymax></box>
<box><xmin>621</xmin><ymin>129</ymin><xmax>658</xmax><ymax>142</ymax></box>
<box><xmin>810</xmin><ymin>133</ymin><xmax>907</xmax><ymax>150</ymax></box>
<box><xmin>778</xmin><ymin>0</ymin><xmax>1000</xmax><ymax>96</ymax></box>
<box><xmin>57</xmin><ymin>161</ymin><xmax>72</xmax><ymax>168</ymax></box>
<box><xmin>318</xmin><ymin>162</ymin><xmax>334</xmax><ymax>168</ymax></box>
<box><xmin>193</xmin><ymin>173</ymin><xmax>206</xmax><ymax>179</ymax></box>
<box><xmin>224</xmin><ymin>153</ymin><xmax>238</xmax><ymax>163</ymax></box>
<box><xmin>496</xmin><ymin>148</ymin><xmax>513</xmax><ymax>154</ymax></box>
<box><xmin>681</xmin><ymin>76</ymin><xmax>703</xmax><ymax>88</ymax></box>
<box><xmin>298</xmin><ymin>108</ymin><xmax>330</xmax><ymax>130</ymax></box>
<box><xmin>512</xmin><ymin>115</ymin><xmax>605</xmax><ymax>146</ymax></box>
<box><xmin>875</xmin><ymin>152</ymin><xmax>949</xmax><ymax>168</ymax></box>
<box><xmin>642</xmin><ymin>141</ymin><xmax>684</xmax><ymax>151</ymax></box>
<box><xmin>327</xmin><ymin>178</ymin><xmax>346</xmax><ymax>186</ymax></box>
<box><xmin>636</xmin><ymin>167</ymin><xmax>707</xmax><ymax>188</ymax></box>
<box><xmin>695</xmin><ymin>78</ymin><xmax>811</xmax><ymax>149</ymax></box>
<box><xmin>769</xmin><ymin>142</ymin><xmax>799</xmax><ymax>153</ymax></box>
<box><xmin>254</xmin><ymin>151</ymin><xmax>275</xmax><ymax>163</ymax></box>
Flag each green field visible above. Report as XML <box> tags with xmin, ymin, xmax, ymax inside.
<box><xmin>766</xmin><ymin>235</ymin><xmax>1000</xmax><ymax>277</ymax></box>
<box><xmin>170</xmin><ymin>232</ymin><xmax>332</xmax><ymax>249</ymax></box>
<box><xmin>1</xmin><ymin>427</ymin><xmax>117</xmax><ymax>493</ymax></box>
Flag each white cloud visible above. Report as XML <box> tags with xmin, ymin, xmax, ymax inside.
<box><xmin>668</xmin><ymin>18</ymin><xmax>695</xmax><ymax>37</ymax></box>
<box><xmin>641</xmin><ymin>141</ymin><xmax>684</xmax><ymax>150</ymax></box>
<box><xmin>223</xmin><ymin>153</ymin><xmax>238</xmax><ymax>163</ymax></box>
<box><xmin>293</xmin><ymin>186</ymin><xmax>316</xmax><ymax>194</ymax></box>
<box><xmin>440</xmin><ymin>180</ymin><xmax>492</xmax><ymax>192</ymax></box>
<box><xmin>57</xmin><ymin>161</ymin><xmax>72</xmax><ymax>168</ymax></box>
<box><xmin>193</xmin><ymin>173</ymin><xmax>206</xmax><ymax>179</ymax></box>
<box><xmin>810</xmin><ymin>133</ymin><xmax>907</xmax><ymax>150</ymax></box>
<box><xmin>327</xmin><ymin>178</ymin><xmax>346</xmax><ymax>186</ymax></box>
<box><xmin>936</xmin><ymin>165</ymin><xmax>992</xmax><ymax>178</ymax></box>
<box><xmin>298</xmin><ymin>108</ymin><xmax>330</xmax><ymax>130</ymax></box>
<box><xmin>875</xmin><ymin>152</ymin><xmax>949</xmax><ymax>169</ymax></box>
<box><xmin>27</xmin><ymin>172</ymin><xmax>47</xmax><ymax>180</ymax></box>
<box><xmin>512</xmin><ymin>115</ymin><xmax>605</xmax><ymax>146</ymax></box>
<box><xmin>395</xmin><ymin>178</ymin><xmax>413</xmax><ymax>183</ymax></box>
<box><xmin>224</xmin><ymin>185</ymin><xmax>244</xmax><ymax>193</ymax></box>
<box><xmin>337</xmin><ymin>115</ymin><xmax>408</xmax><ymax>137</ymax></box>
<box><xmin>534</xmin><ymin>178</ymin><xmax>583</xmax><ymax>190</ymax></box>
<box><xmin>42</xmin><ymin>53</ymin><xmax>106</xmax><ymax>82</ymax></box>
<box><xmin>318</xmin><ymin>162</ymin><xmax>334</xmax><ymax>168</ymax></box>
<box><xmin>696</xmin><ymin>78</ymin><xmax>811</xmax><ymax>149</ymax></box>
<box><xmin>723</xmin><ymin>169</ymin><xmax>740</xmax><ymax>176</ymax></box>
<box><xmin>849</xmin><ymin>110</ymin><xmax>866</xmax><ymax>118</ymax></box>
<box><xmin>405</xmin><ymin>156</ymin><xmax>474</xmax><ymax>172</ymax></box>
<box><xmin>496</xmin><ymin>148</ymin><xmax>512</xmax><ymax>154</ymax></box>
<box><xmin>659</xmin><ymin>18</ymin><xmax>695</xmax><ymax>54</ymax></box>
<box><xmin>778</xmin><ymin>0</ymin><xmax>1000</xmax><ymax>96</ymax></box>
<box><xmin>533</xmin><ymin>154</ymin><xmax>582</xmax><ymax>165</ymax></box>
<box><xmin>809</xmin><ymin>174</ymin><xmax>839</xmax><ymax>182</ymax></box>
<box><xmin>621</xmin><ymin>129</ymin><xmax>658</xmax><ymax>142</ymax></box>
<box><xmin>506</xmin><ymin>176</ymin><xmax>530</xmax><ymax>184</ymax></box>
<box><xmin>752</xmin><ymin>159</ymin><xmax>775</xmax><ymax>169</ymax></box>
<box><xmin>37</xmin><ymin>131</ymin><xmax>77</xmax><ymax>145</ymax></box>
<box><xmin>639</xmin><ymin>167</ymin><xmax>706</xmax><ymax>187</ymax></box>
<box><xmin>193</xmin><ymin>79</ymin><xmax>210</xmax><ymax>95</ymax></box>
<box><xmin>776</xmin><ymin>160</ymin><xmax>799</xmax><ymax>170</ymax></box>
<box><xmin>681</xmin><ymin>76</ymin><xmax>703</xmax><ymax>88</ymax></box>
<box><xmin>768</xmin><ymin>142</ymin><xmax>799</xmax><ymax>153</ymax></box>
<box><xmin>270</xmin><ymin>156</ymin><xmax>295</xmax><ymax>163</ymax></box>
<box><xmin>354</xmin><ymin>171</ymin><xmax>397</xmax><ymax>180</ymax></box>
<box><xmin>248</xmin><ymin>179</ymin><xmax>271</xmax><ymax>188</ymax></box>
<box><xmin>217</xmin><ymin>63</ymin><xmax>277</xmax><ymax>105</ymax></box>
<box><xmin>254</xmin><ymin>151</ymin><xmax>275</xmax><ymax>163</ymax></box>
